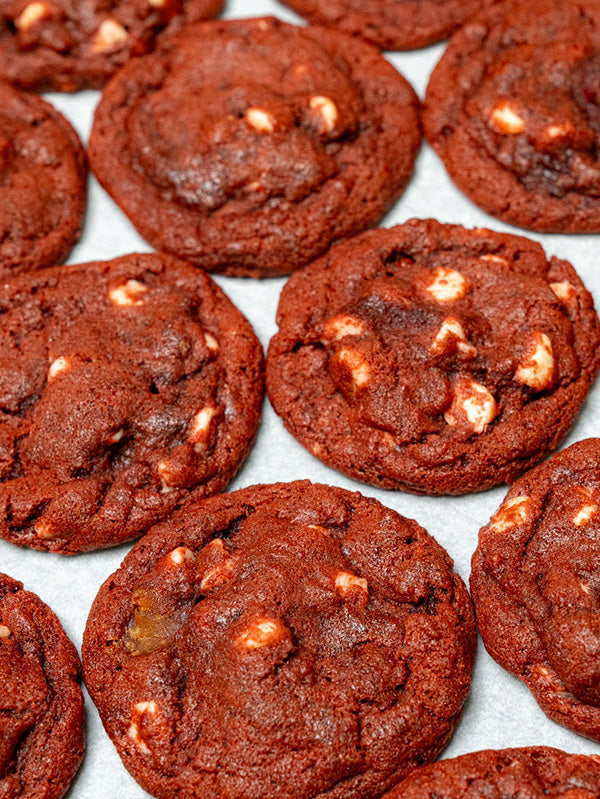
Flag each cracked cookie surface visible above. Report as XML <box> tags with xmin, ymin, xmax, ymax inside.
<box><xmin>0</xmin><ymin>573</ymin><xmax>84</xmax><ymax>799</ymax></box>
<box><xmin>384</xmin><ymin>747</ymin><xmax>600</xmax><ymax>798</ymax></box>
<box><xmin>471</xmin><ymin>438</ymin><xmax>600</xmax><ymax>742</ymax></box>
<box><xmin>0</xmin><ymin>83</ymin><xmax>85</xmax><ymax>278</ymax></box>
<box><xmin>266</xmin><ymin>220</ymin><xmax>600</xmax><ymax>494</ymax></box>
<box><xmin>424</xmin><ymin>0</ymin><xmax>600</xmax><ymax>232</ymax></box>
<box><xmin>83</xmin><ymin>480</ymin><xmax>475</xmax><ymax>799</ymax></box>
<box><xmin>0</xmin><ymin>253</ymin><xmax>263</xmax><ymax>553</ymax></box>
<box><xmin>278</xmin><ymin>0</ymin><xmax>498</xmax><ymax>51</ymax></box>
<box><xmin>0</xmin><ymin>0</ymin><xmax>223</xmax><ymax>91</ymax></box>
<box><xmin>88</xmin><ymin>16</ymin><xmax>420</xmax><ymax>277</ymax></box>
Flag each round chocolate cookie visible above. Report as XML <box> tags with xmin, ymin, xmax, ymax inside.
<box><xmin>0</xmin><ymin>0</ymin><xmax>223</xmax><ymax>92</ymax></box>
<box><xmin>88</xmin><ymin>17</ymin><xmax>420</xmax><ymax>278</ymax></box>
<box><xmin>266</xmin><ymin>220</ymin><xmax>600</xmax><ymax>495</ymax></box>
<box><xmin>0</xmin><ymin>573</ymin><xmax>84</xmax><ymax>798</ymax></box>
<box><xmin>424</xmin><ymin>0</ymin><xmax>600</xmax><ymax>233</ymax></box>
<box><xmin>0</xmin><ymin>83</ymin><xmax>86</xmax><ymax>279</ymax></box>
<box><xmin>83</xmin><ymin>481</ymin><xmax>476</xmax><ymax>799</ymax></box>
<box><xmin>0</xmin><ymin>253</ymin><xmax>263</xmax><ymax>554</ymax></box>
<box><xmin>471</xmin><ymin>438</ymin><xmax>600</xmax><ymax>742</ymax></box>
<box><xmin>383</xmin><ymin>747</ymin><xmax>600</xmax><ymax>798</ymax></box>
<box><xmin>278</xmin><ymin>0</ymin><xmax>498</xmax><ymax>51</ymax></box>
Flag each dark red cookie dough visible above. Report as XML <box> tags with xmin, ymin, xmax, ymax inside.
<box><xmin>0</xmin><ymin>0</ymin><xmax>223</xmax><ymax>92</ymax></box>
<box><xmin>471</xmin><ymin>438</ymin><xmax>600</xmax><ymax>742</ymax></box>
<box><xmin>266</xmin><ymin>220</ymin><xmax>600</xmax><ymax>495</ymax></box>
<box><xmin>0</xmin><ymin>83</ymin><xmax>86</xmax><ymax>279</ymax></box>
<box><xmin>383</xmin><ymin>747</ymin><xmax>600</xmax><ymax>798</ymax></box>
<box><xmin>424</xmin><ymin>0</ymin><xmax>600</xmax><ymax>233</ymax></box>
<box><xmin>83</xmin><ymin>481</ymin><xmax>476</xmax><ymax>799</ymax></box>
<box><xmin>0</xmin><ymin>253</ymin><xmax>263</xmax><ymax>554</ymax></box>
<box><xmin>0</xmin><ymin>573</ymin><xmax>84</xmax><ymax>798</ymax></box>
<box><xmin>278</xmin><ymin>0</ymin><xmax>498</xmax><ymax>51</ymax></box>
<box><xmin>88</xmin><ymin>17</ymin><xmax>420</xmax><ymax>278</ymax></box>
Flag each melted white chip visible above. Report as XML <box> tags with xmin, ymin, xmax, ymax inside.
<box><xmin>515</xmin><ymin>332</ymin><xmax>554</xmax><ymax>391</ymax></box>
<box><xmin>426</xmin><ymin>267</ymin><xmax>469</xmax><ymax>303</ymax></box>
<box><xmin>489</xmin><ymin>496</ymin><xmax>530</xmax><ymax>533</ymax></box>
<box><xmin>490</xmin><ymin>101</ymin><xmax>525</xmax><ymax>134</ymax></box>
<box><xmin>245</xmin><ymin>107</ymin><xmax>275</xmax><ymax>133</ymax></box>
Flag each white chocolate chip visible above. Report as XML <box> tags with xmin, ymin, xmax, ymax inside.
<box><xmin>148</xmin><ymin>0</ymin><xmax>165</xmax><ymax>6</ymax></box>
<box><xmin>489</xmin><ymin>101</ymin><xmax>525</xmax><ymax>135</ymax></box>
<box><xmin>48</xmin><ymin>356</ymin><xmax>70</xmax><ymax>381</ymax></box>
<box><xmin>109</xmin><ymin>428</ymin><xmax>124</xmax><ymax>445</ymax></box>
<box><xmin>335</xmin><ymin>348</ymin><xmax>370</xmax><ymax>388</ymax></box>
<box><xmin>168</xmin><ymin>546</ymin><xmax>195</xmax><ymax>566</ymax></box>
<box><xmin>309</xmin><ymin>96</ymin><xmax>338</xmax><ymax>133</ymax></box>
<box><xmin>573</xmin><ymin>504</ymin><xmax>597</xmax><ymax>527</ymax></box>
<box><xmin>0</xmin><ymin>625</ymin><xmax>11</xmax><ymax>638</ymax></box>
<box><xmin>236</xmin><ymin>618</ymin><xmax>286</xmax><ymax>650</ymax></box>
<box><xmin>204</xmin><ymin>333</ymin><xmax>219</xmax><ymax>353</ymax></box>
<box><xmin>543</xmin><ymin>122</ymin><xmax>574</xmax><ymax>139</ymax></box>
<box><xmin>92</xmin><ymin>19</ymin><xmax>128</xmax><ymax>52</ymax></box>
<box><xmin>324</xmin><ymin>315</ymin><xmax>366</xmax><ymax>340</ymax></box>
<box><xmin>158</xmin><ymin>462</ymin><xmax>176</xmax><ymax>493</ymax></box>
<box><xmin>426</xmin><ymin>267</ymin><xmax>469</xmax><ymax>303</ymax></box>
<box><xmin>189</xmin><ymin>406</ymin><xmax>217</xmax><ymax>452</ymax></box>
<box><xmin>190</xmin><ymin>407</ymin><xmax>216</xmax><ymax>438</ymax></box>
<box><xmin>444</xmin><ymin>379</ymin><xmax>497</xmax><ymax>434</ymax></box>
<box><xmin>480</xmin><ymin>254</ymin><xmax>508</xmax><ymax>265</ymax></box>
<box><xmin>335</xmin><ymin>571</ymin><xmax>368</xmax><ymax>598</ymax></box>
<box><xmin>580</xmin><ymin>581</ymin><xmax>592</xmax><ymax>595</ymax></box>
<box><xmin>134</xmin><ymin>701</ymin><xmax>158</xmax><ymax>714</ymax></box>
<box><xmin>245</xmin><ymin>107</ymin><xmax>275</xmax><ymax>134</ymax></box>
<box><xmin>489</xmin><ymin>495</ymin><xmax>530</xmax><ymax>533</ymax></box>
<box><xmin>35</xmin><ymin>520</ymin><xmax>55</xmax><ymax>540</ymax></box>
<box><xmin>109</xmin><ymin>279</ymin><xmax>147</xmax><ymax>307</ymax></box>
<box><xmin>431</xmin><ymin>318</ymin><xmax>477</xmax><ymax>358</ymax></box>
<box><xmin>515</xmin><ymin>332</ymin><xmax>554</xmax><ymax>391</ymax></box>
<box><xmin>15</xmin><ymin>1</ymin><xmax>47</xmax><ymax>29</ymax></box>
<box><xmin>128</xmin><ymin>701</ymin><xmax>158</xmax><ymax>754</ymax></box>
<box><xmin>550</xmin><ymin>281</ymin><xmax>577</xmax><ymax>303</ymax></box>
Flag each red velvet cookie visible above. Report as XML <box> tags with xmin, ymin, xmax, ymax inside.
<box><xmin>83</xmin><ymin>481</ymin><xmax>475</xmax><ymax>799</ymax></box>
<box><xmin>384</xmin><ymin>747</ymin><xmax>600</xmax><ymax>798</ymax></box>
<box><xmin>0</xmin><ymin>573</ymin><xmax>84</xmax><ymax>798</ymax></box>
<box><xmin>0</xmin><ymin>0</ymin><xmax>223</xmax><ymax>92</ymax></box>
<box><xmin>0</xmin><ymin>253</ymin><xmax>263</xmax><ymax>554</ymax></box>
<box><xmin>266</xmin><ymin>220</ymin><xmax>600</xmax><ymax>495</ymax></box>
<box><xmin>89</xmin><ymin>17</ymin><xmax>420</xmax><ymax>277</ymax></box>
<box><xmin>278</xmin><ymin>0</ymin><xmax>498</xmax><ymax>51</ymax></box>
<box><xmin>0</xmin><ymin>83</ymin><xmax>86</xmax><ymax>278</ymax></box>
<box><xmin>471</xmin><ymin>438</ymin><xmax>600</xmax><ymax>742</ymax></box>
<box><xmin>424</xmin><ymin>0</ymin><xmax>600</xmax><ymax>232</ymax></box>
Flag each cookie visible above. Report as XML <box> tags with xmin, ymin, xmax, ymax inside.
<box><xmin>0</xmin><ymin>573</ymin><xmax>84</xmax><ymax>798</ymax></box>
<box><xmin>0</xmin><ymin>0</ymin><xmax>223</xmax><ymax>92</ymax></box>
<box><xmin>88</xmin><ymin>17</ymin><xmax>420</xmax><ymax>278</ymax></box>
<box><xmin>471</xmin><ymin>438</ymin><xmax>600</xmax><ymax>742</ymax></box>
<box><xmin>424</xmin><ymin>0</ymin><xmax>600</xmax><ymax>233</ymax></box>
<box><xmin>0</xmin><ymin>83</ymin><xmax>86</xmax><ymax>278</ymax></box>
<box><xmin>383</xmin><ymin>747</ymin><xmax>600</xmax><ymax>798</ymax></box>
<box><xmin>278</xmin><ymin>0</ymin><xmax>498</xmax><ymax>51</ymax></box>
<box><xmin>0</xmin><ymin>253</ymin><xmax>263</xmax><ymax>554</ymax></box>
<box><xmin>266</xmin><ymin>220</ymin><xmax>600</xmax><ymax>495</ymax></box>
<box><xmin>83</xmin><ymin>481</ymin><xmax>476</xmax><ymax>799</ymax></box>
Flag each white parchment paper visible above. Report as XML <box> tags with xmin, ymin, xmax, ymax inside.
<box><xmin>2</xmin><ymin>0</ymin><xmax>600</xmax><ymax>795</ymax></box>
